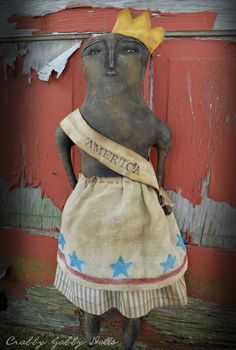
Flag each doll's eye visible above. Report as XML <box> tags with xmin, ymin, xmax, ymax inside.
<box><xmin>90</xmin><ymin>49</ymin><xmax>100</xmax><ymax>55</ymax></box>
<box><xmin>126</xmin><ymin>48</ymin><xmax>137</xmax><ymax>53</ymax></box>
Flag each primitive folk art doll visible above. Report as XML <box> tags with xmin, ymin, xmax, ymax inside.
<box><xmin>54</xmin><ymin>9</ymin><xmax>188</xmax><ymax>350</ymax></box>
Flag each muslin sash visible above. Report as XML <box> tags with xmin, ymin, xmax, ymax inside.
<box><xmin>60</xmin><ymin>108</ymin><xmax>159</xmax><ymax>190</ymax></box>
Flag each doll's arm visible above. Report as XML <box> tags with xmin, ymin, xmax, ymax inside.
<box><xmin>55</xmin><ymin>126</ymin><xmax>77</xmax><ymax>189</ymax></box>
<box><xmin>154</xmin><ymin>119</ymin><xmax>172</xmax><ymax>188</ymax></box>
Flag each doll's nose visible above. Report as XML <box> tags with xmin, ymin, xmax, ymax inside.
<box><xmin>107</xmin><ymin>41</ymin><xmax>116</xmax><ymax>69</ymax></box>
<box><xmin>106</xmin><ymin>50</ymin><xmax>117</xmax><ymax>76</ymax></box>
<box><xmin>109</xmin><ymin>50</ymin><xmax>115</xmax><ymax>69</ymax></box>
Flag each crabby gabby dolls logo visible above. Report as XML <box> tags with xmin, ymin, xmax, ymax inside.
<box><xmin>5</xmin><ymin>335</ymin><xmax>119</xmax><ymax>349</ymax></box>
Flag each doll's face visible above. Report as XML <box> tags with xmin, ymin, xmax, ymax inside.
<box><xmin>81</xmin><ymin>33</ymin><xmax>150</xmax><ymax>90</ymax></box>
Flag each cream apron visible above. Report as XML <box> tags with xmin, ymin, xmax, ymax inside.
<box><xmin>54</xmin><ymin>108</ymin><xmax>188</xmax><ymax>316</ymax></box>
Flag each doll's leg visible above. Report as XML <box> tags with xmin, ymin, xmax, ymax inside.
<box><xmin>84</xmin><ymin>311</ymin><xmax>101</xmax><ymax>345</ymax></box>
<box><xmin>123</xmin><ymin>316</ymin><xmax>140</xmax><ymax>350</ymax></box>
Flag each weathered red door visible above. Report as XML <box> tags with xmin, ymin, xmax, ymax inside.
<box><xmin>0</xmin><ymin>1</ymin><xmax>236</xmax><ymax>348</ymax></box>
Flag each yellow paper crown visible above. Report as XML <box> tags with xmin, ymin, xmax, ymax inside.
<box><xmin>112</xmin><ymin>8</ymin><xmax>165</xmax><ymax>53</ymax></box>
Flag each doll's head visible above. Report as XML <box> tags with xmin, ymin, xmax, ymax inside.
<box><xmin>81</xmin><ymin>9</ymin><xmax>165</xmax><ymax>95</ymax></box>
<box><xmin>82</xmin><ymin>33</ymin><xmax>150</xmax><ymax>92</ymax></box>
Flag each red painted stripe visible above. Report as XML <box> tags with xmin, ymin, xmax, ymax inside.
<box><xmin>0</xmin><ymin>53</ymin><xmax>85</xmax><ymax>210</ymax></box>
<box><xmin>0</xmin><ymin>228</ymin><xmax>58</xmax><ymax>298</ymax></box>
<box><xmin>9</xmin><ymin>8</ymin><xmax>216</xmax><ymax>35</ymax></box>
<box><xmin>57</xmin><ymin>248</ymin><xmax>187</xmax><ymax>285</ymax></box>
<box><xmin>153</xmin><ymin>39</ymin><xmax>236</xmax><ymax>206</ymax></box>
<box><xmin>185</xmin><ymin>245</ymin><xmax>236</xmax><ymax>303</ymax></box>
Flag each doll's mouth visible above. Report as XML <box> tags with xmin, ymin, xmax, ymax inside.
<box><xmin>106</xmin><ymin>70</ymin><xmax>117</xmax><ymax>77</ymax></box>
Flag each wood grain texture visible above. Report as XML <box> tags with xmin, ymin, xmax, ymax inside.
<box><xmin>0</xmin><ymin>284</ymin><xmax>235</xmax><ymax>348</ymax></box>
<box><xmin>0</xmin><ymin>37</ymin><xmax>235</xmax><ymax>252</ymax></box>
<box><xmin>152</xmin><ymin>38</ymin><xmax>236</xmax><ymax>249</ymax></box>
<box><xmin>1</xmin><ymin>180</ymin><xmax>235</xmax><ymax>249</ymax></box>
<box><xmin>0</xmin><ymin>181</ymin><xmax>61</xmax><ymax>231</ymax></box>
<box><xmin>8</xmin><ymin>8</ymin><xmax>216</xmax><ymax>35</ymax></box>
<box><xmin>0</xmin><ymin>38</ymin><xmax>150</xmax><ymax>209</ymax></box>
<box><xmin>153</xmin><ymin>39</ymin><xmax>236</xmax><ymax>208</ymax></box>
<box><xmin>0</xmin><ymin>5</ymin><xmax>235</xmax><ymax>347</ymax></box>
<box><xmin>0</xmin><ymin>40</ymin><xmax>83</xmax><ymax>80</ymax></box>
<box><xmin>169</xmin><ymin>189</ymin><xmax>236</xmax><ymax>249</ymax></box>
<box><xmin>0</xmin><ymin>46</ymin><xmax>84</xmax><ymax>210</ymax></box>
<box><xmin>0</xmin><ymin>0</ymin><xmax>235</xmax><ymax>36</ymax></box>
<box><xmin>0</xmin><ymin>229</ymin><xmax>57</xmax><ymax>298</ymax></box>
<box><xmin>1</xmin><ymin>38</ymin><xmax>236</xmax><ymax>210</ymax></box>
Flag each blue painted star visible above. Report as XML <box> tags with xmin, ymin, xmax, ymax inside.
<box><xmin>176</xmin><ymin>233</ymin><xmax>186</xmax><ymax>251</ymax></box>
<box><xmin>69</xmin><ymin>251</ymin><xmax>85</xmax><ymax>272</ymax></box>
<box><xmin>160</xmin><ymin>254</ymin><xmax>176</xmax><ymax>273</ymax></box>
<box><xmin>109</xmin><ymin>256</ymin><xmax>133</xmax><ymax>278</ymax></box>
<box><xmin>59</xmin><ymin>232</ymin><xmax>65</xmax><ymax>250</ymax></box>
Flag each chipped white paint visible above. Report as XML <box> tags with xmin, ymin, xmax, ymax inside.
<box><xmin>91</xmin><ymin>33</ymin><xmax>104</xmax><ymax>38</ymax></box>
<box><xmin>167</xmin><ymin>171</ymin><xmax>236</xmax><ymax>249</ymax></box>
<box><xmin>22</xmin><ymin>40</ymin><xmax>82</xmax><ymax>76</ymax></box>
<box><xmin>0</xmin><ymin>0</ymin><xmax>236</xmax><ymax>38</ymax></box>
<box><xmin>168</xmin><ymin>170</ymin><xmax>236</xmax><ymax>249</ymax></box>
<box><xmin>187</xmin><ymin>70</ymin><xmax>195</xmax><ymax>119</ymax></box>
<box><xmin>0</xmin><ymin>40</ymin><xmax>83</xmax><ymax>81</ymax></box>
<box><xmin>0</xmin><ymin>42</ymin><xmax>27</xmax><ymax>73</ymax></box>
<box><xmin>0</xmin><ymin>177</ymin><xmax>235</xmax><ymax>249</ymax></box>
<box><xmin>37</xmin><ymin>41</ymin><xmax>82</xmax><ymax>81</ymax></box>
<box><xmin>0</xmin><ymin>178</ymin><xmax>61</xmax><ymax>231</ymax></box>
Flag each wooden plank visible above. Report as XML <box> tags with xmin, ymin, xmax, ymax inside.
<box><xmin>0</xmin><ymin>178</ymin><xmax>9</xmax><ymax>227</ymax></box>
<box><xmin>0</xmin><ymin>229</ymin><xmax>58</xmax><ymax>289</ymax></box>
<box><xmin>0</xmin><ymin>284</ymin><xmax>235</xmax><ymax>348</ymax></box>
<box><xmin>153</xmin><ymin>39</ymin><xmax>236</xmax><ymax>207</ymax></box>
<box><xmin>152</xmin><ymin>39</ymin><xmax>236</xmax><ymax>248</ymax></box>
<box><xmin>0</xmin><ymin>185</ymin><xmax>61</xmax><ymax>231</ymax></box>
<box><xmin>169</xmin><ymin>190</ymin><xmax>236</xmax><ymax>249</ymax></box>
<box><xmin>7</xmin><ymin>8</ymin><xmax>216</xmax><ymax>36</ymax></box>
<box><xmin>0</xmin><ymin>42</ymin><xmax>84</xmax><ymax>210</ymax></box>
<box><xmin>0</xmin><ymin>326</ymin><xmax>93</xmax><ymax>350</ymax></box>
<box><xmin>0</xmin><ymin>0</ymin><xmax>235</xmax><ymax>32</ymax></box>
<box><xmin>1</xmin><ymin>30</ymin><xmax>236</xmax><ymax>43</ymax></box>
<box><xmin>0</xmin><ymin>37</ymin><xmax>235</xmax><ymax>249</ymax></box>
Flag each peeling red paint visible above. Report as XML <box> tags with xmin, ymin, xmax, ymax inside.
<box><xmin>154</xmin><ymin>39</ymin><xmax>236</xmax><ymax>206</ymax></box>
<box><xmin>9</xmin><ymin>7</ymin><xmax>216</xmax><ymax>35</ymax></box>
<box><xmin>185</xmin><ymin>229</ymin><xmax>196</xmax><ymax>246</ymax></box>
<box><xmin>0</xmin><ymin>41</ymin><xmax>150</xmax><ymax>211</ymax></box>
<box><xmin>1</xmin><ymin>40</ymin><xmax>235</xmax><ymax>209</ymax></box>
<box><xmin>185</xmin><ymin>245</ymin><xmax>236</xmax><ymax>304</ymax></box>
<box><xmin>0</xmin><ymin>228</ymin><xmax>57</xmax><ymax>298</ymax></box>
<box><xmin>0</xmin><ymin>6</ymin><xmax>235</xmax><ymax>307</ymax></box>
<box><xmin>0</xmin><ymin>228</ymin><xmax>236</xmax><ymax>304</ymax></box>
<box><xmin>0</xmin><ymin>50</ymin><xmax>85</xmax><ymax>210</ymax></box>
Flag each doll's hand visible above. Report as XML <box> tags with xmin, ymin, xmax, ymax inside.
<box><xmin>158</xmin><ymin>188</ymin><xmax>174</xmax><ymax>216</ymax></box>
